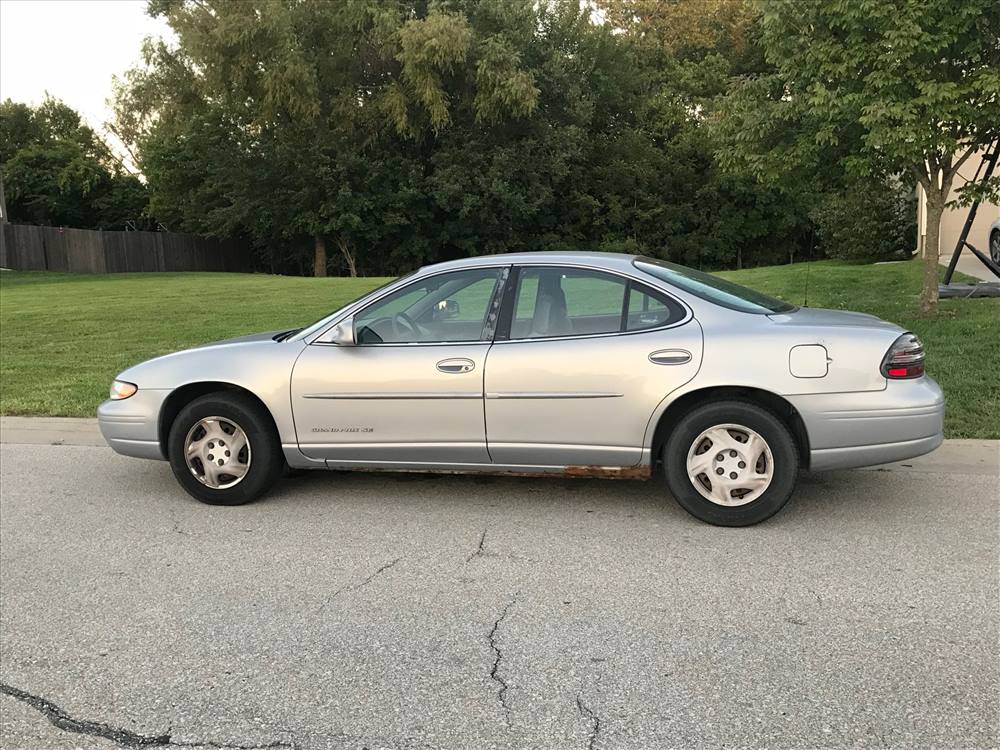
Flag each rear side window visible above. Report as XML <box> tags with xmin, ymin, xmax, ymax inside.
<box><xmin>626</xmin><ymin>286</ymin><xmax>679</xmax><ymax>331</ymax></box>
<box><xmin>505</xmin><ymin>266</ymin><xmax>685</xmax><ymax>340</ymax></box>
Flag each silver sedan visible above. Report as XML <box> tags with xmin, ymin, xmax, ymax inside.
<box><xmin>99</xmin><ymin>252</ymin><xmax>944</xmax><ymax>526</ymax></box>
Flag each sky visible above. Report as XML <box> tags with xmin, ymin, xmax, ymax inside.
<box><xmin>0</xmin><ymin>0</ymin><xmax>173</xmax><ymax>143</ymax></box>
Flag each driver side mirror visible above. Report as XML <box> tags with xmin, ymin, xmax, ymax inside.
<box><xmin>326</xmin><ymin>316</ymin><xmax>356</xmax><ymax>346</ymax></box>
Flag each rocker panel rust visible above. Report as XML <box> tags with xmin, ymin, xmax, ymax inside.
<box><xmin>562</xmin><ymin>464</ymin><xmax>651</xmax><ymax>480</ymax></box>
<box><xmin>330</xmin><ymin>464</ymin><xmax>652</xmax><ymax>480</ymax></box>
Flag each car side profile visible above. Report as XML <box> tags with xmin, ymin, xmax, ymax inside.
<box><xmin>98</xmin><ymin>252</ymin><xmax>944</xmax><ymax>526</ymax></box>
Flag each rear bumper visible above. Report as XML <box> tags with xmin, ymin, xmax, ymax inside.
<box><xmin>788</xmin><ymin>377</ymin><xmax>945</xmax><ymax>471</ymax></box>
<box><xmin>808</xmin><ymin>433</ymin><xmax>943</xmax><ymax>471</ymax></box>
<box><xmin>97</xmin><ymin>389</ymin><xmax>169</xmax><ymax>460</ymax></box>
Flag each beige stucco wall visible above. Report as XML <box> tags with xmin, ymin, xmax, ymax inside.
<box><xmin>917</xmin><ymin>149</ymin><xmax>1000</xmax><ymax>258</ymax></box>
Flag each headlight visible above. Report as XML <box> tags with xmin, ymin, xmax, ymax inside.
<box><xmin>110</xmin><ymin>380</ymin><xmax>138</xmax><ymax>400</ymax></box>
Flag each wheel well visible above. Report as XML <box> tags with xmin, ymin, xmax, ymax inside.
<box><xmin>157</xmin><ymin>382</ymin><xmax>279</xmax><ymax>456</ymax></box>
<box><xmin>650</xmin><ymin>386</ymin><xmax>811</xmax><ymax>470</ymax></box>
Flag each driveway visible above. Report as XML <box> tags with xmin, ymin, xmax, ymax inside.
<box><xmin>0</xmin><ymin>436</ymin><xmax>997</xmax><ymax>749</ymax></box>
<box><xmin>939</xmin><ymin>248</ymin><xmax>997</xmax><ymax>282</ymax></box>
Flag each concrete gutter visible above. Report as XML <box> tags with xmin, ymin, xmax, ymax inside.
<box><xmin>1</xmin><ymin>416</ymin><xmax>106</xmax><ymax>447</ymax></box>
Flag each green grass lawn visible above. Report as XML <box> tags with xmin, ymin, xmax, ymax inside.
<box><xmin>1</xmin><ymin>259</ymin><xmax>997</xmax><ymax>438</ymax></box>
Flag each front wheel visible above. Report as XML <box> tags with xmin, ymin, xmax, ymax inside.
<box><xmin>167</xmin><ymin>392</ymin><xmax>285</xmax><ymax>506</ymax></box>
<box><xmin>990</xmin><ymin>231</ymin><xmax>1000</xmax><ymax>265</ymax></box>
<box><xmin>663</xmin><ymin>400</ymin><xmax>799</xmax><ymax>526</ymax></box>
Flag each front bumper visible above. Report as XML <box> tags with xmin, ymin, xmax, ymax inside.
<box><xmin>788</xmin><ymin>376</ymin><xmax>945</xmax><ymax>471</ymax></box>
<box><xmin>97</xmin><ymin>388</ymin><xmax>170</xmax><ymax>460</ymax></box>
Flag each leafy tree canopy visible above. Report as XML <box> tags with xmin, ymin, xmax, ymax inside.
<box><xmin>0</xmin><ymin>97</ymin><xmax>148</xmax><ymax>229</ymax></box>
<box><xmin>718</xmin><ymin>0</ymin><xmax>1000</xmax><ymax>312</ymax></box>
<box><xmin>114</xmin><ymin>0</ymin><xmax>826</xmax><ymax>276</ymax></box>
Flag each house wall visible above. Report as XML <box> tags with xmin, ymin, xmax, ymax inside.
<box><xmin>917</xmin><ymin>148</ymin><xmax>1000</xmax><ymax>259</ymax></box>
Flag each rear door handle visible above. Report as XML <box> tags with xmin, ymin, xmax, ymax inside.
<box><xmin>649</xmin><ymin>349</ymin><xmax>692</xmax><ymax>365</ymax></box>
<box><xmin>436</xmin><ymin>358</ymin><xmax>475</xmax><ymax>374</ymax></box>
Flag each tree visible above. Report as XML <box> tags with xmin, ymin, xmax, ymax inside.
<box><xmin>116</xmin><ymin>0</ymin><xmax>541</xmax><ymax>276</ymax></box>
<box><xmin>719</xmin><ymin>0</ymin><xmax>1000</xmax><ymax>313</ymax></box>
<box><xmin>0</xmin><ymin>97</ymin><xmax>148</xmax><ymax>229</ymax></box>
<box><xmin>117</xmin><ymin>0</ymin><xmax>836</xmax><ymax>276</ymax></box>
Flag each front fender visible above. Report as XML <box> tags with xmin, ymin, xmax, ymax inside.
<box><xmin>115</xmin><ymin>339</ymin><xmax>306</xmax><ymax>446</ymax></box>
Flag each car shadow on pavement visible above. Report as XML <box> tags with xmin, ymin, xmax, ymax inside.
<box><xmin>257</xmin><ymin>462</ymin><xmax>911</xmax><ymax>527</ymax></box>
<box><xmin>107</xmin><ymin>449</ymin><xmax>942</xmax><ymax>530</ymax></box>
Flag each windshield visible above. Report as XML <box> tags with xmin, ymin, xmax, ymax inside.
<box><xmin>293</xmin><ymin>272</ymin><xmax>416</xmax><ymax>340</ymax></box>
<box><xmin>633</xmin><ymin>258</ymin><xmax>796</xmax><ymax>314</ymax></box>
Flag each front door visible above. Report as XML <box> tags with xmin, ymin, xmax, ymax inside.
<box><xmin>291</xmin><ymin>266</ymin><xmax>506</xmax><ymax>465</ymax></box>
<box><xmin>484</xmin><ymin>265</ymin><xmax>702</xmax><ymax>466</ymax></box>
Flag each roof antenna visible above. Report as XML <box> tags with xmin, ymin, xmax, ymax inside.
<box><xmin>803</xmin><ymin>260</ymin><xmax>810</xmax><ymax>307</ymax></box>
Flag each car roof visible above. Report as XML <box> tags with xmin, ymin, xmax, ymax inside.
<box><xmin>421</xmin><ymin>251</ymin><xmax>640</xmax><ymax>273</ymax></box>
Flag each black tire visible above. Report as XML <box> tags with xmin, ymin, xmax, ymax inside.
<box><xmin>167</xmin><ymin>391</ymin><xmax>285</xmax><ymax>506</ymax></box>
<box><xmin>990</xmin><ymin>231</ymin><xmax>1000</xmax><ymax>265</ymax></box>
<box><xmin>662</xmin><ymin>400</ymin><xmax>799</xmax><ymax>527</ymax></box>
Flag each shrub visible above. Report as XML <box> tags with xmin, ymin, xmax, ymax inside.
<box><xmin>812</xmin><ymin>178</ymin><xmax>916</xmax><ymax>262</ymax></box>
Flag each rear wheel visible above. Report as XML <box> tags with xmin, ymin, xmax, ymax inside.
<box><xmin>168</xmin><ymin>392</ymin><xmax>284</xmax><ymax>505</ymax></box>
<box><xmin>663</xmin><ymin>400</ymin><xmax>799</xmax><ymax>526</ymax></box>
<box><xmin>990</xmin><ymin>230</ymin><xmax>1000</xmax><ymax>265</ymax></box>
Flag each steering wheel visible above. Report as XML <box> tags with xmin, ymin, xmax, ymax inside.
<box><xmin>392</xmin><ymin>311</ymin><xmax>421</xmax><ymax>341</ymax></box>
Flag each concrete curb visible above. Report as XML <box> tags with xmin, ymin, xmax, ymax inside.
<box><xmin>1</xmin><ymin>416</ymin><xmax>106</xmax><ymax>447</ymax></box>
<box><xmin>1</xmin><ymin>416</ymin><xmax>997</xmax><ymax>476</ymax></box>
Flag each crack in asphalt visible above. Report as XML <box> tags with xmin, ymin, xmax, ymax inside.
<box><xmin>487</xmin><ymin>598</ymin><xmax>517</xmax><ymax>726</ymax></box>
<box><xmin>575</xmin><ymin>695</ymin><xmax>602</xmax><ymax>750</ymax></box>
<box><xmin>464</xmin><ymin>528</ymin><xmax>537</xmax><ymax>565</ymax></box>
<box><xmin>1</xmin><ymin>682</ymin><xmax>170</xmax><ymax>747</ymax></box>
<box><xmin>0</xmin><ymin>682</ymin><xmax>293</xmax><ymax>749</ymax></box>
<box><xmin>319</xmin><ymin>556</ymin><xmax>403</xmax><ymax>611</ymax></box>
<box><xmin>466</xmin><ymin>528</ymin><xmax>488</xmax><ymax>562</ymax></box>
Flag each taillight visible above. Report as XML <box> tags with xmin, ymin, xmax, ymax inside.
<box><xmin>881</xmin><ymin>333</ymin><xmax>925</xmax><ymax>379</ymax></box>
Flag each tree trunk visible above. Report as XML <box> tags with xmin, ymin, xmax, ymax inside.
<box><xmin>335</xmin><ymin>234</ymin><xmax>358</xmax><ymax>277</ymax></box>
<box><xmin>313</xmin><ymin>235</ymin><xmax>327</xmax><ymax>278</ymax></box>
<box><xmin>919</xmin><ymin>189</ymin><xmax>944</xmax><ymax>315</ymax></box>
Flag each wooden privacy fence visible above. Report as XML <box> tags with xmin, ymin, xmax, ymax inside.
<box><xmin>0</xmin><ymin>223</ymin><xmax>251</xmax><ymax>273</ymax></box>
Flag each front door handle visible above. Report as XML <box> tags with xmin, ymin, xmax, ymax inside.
<box><xmin>436</xmin><ymin>358</ymin><xmax>475</xmax><ymax>374</ymax></box>
<box><xmin>649</xmin><ymin>349</ymin><xmax>692</xmax><ymax>365</ymax></box>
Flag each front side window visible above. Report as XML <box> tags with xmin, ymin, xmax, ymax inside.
<box><xmin>507</xmin><ymin>266</ymin><xmax>685</xmax><ymax>340</ymax></box>
<box><xmin>355</xmin><ymin>268</ymin><xmax>501</xmax><ymax>344</ymax></box>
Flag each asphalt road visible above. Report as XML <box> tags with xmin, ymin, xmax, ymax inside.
<box><xmin>0</xmin><ymin>443</ymin><xmax>997</xmax><ymax>750</ymax></box>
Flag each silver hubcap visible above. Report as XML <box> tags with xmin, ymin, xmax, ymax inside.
<box><xmin>184</xmin><ymin>417</ymin><xmax>251</xmax><ymax>489</ymax></box>
<box><xmin>686</xmin><ymin>423</ymin><xmax>774</xmax><ymax>506</ymax></box>
<box><xmin>991</xmin><ymin>233</ymin><xmax>1000</xmax><ymax>264</ymax></box>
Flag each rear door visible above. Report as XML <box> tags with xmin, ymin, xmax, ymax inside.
<box><xmin>484</xmin><ymin>265</ymin><xmax>702</xmax><ymax>467</ymax></box>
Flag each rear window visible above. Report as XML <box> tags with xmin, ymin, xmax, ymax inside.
<box><xmin>633</xmin><ymin>258</ymin><xmax>796</xmax><ymax>314</ymax></box>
